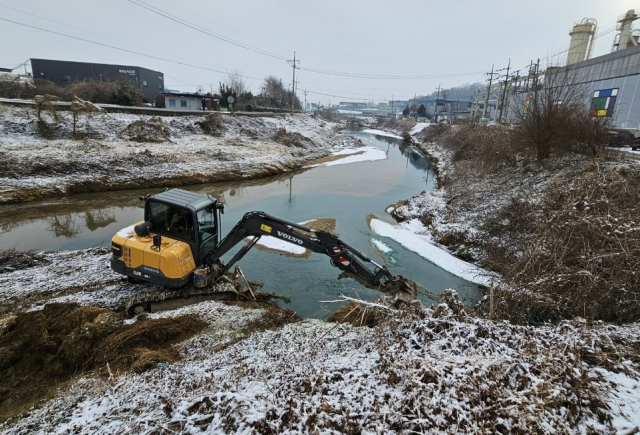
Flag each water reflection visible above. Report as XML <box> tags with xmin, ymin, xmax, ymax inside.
<box><xmin>48</xmin><ymin>214</ymin><xmax>81</xmax><ymax>238</ymax></box>
<box><xmin>85</xmin><ymin>210</ymin><xmax>117</xmax><ymax>231</ymax></box>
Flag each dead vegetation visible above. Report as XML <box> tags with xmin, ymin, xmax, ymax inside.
<box><xmin>478</xmin><ymin>161</ymin><xmax>640</xmax><ymax>324</ymax></box>
<box><xmin>0</xmin><ymin>250</ymin><xmax>50</xmax><ymax>274</ymax></box>
<box><xmin>69</xmin><ymin>96</ymin><xmax>105</xmax><ymax>138</ymax></box>
<box><xmin>197</xmin><ymin>112</ymin><xmax>225</xmax><ymax>136</ymax></box>
<box><xmin>417</xmin><ymin>108</ymin><xmax>640</xmax><ymax>324</ymax></box>
<box><xmin>118</xmin><ymin>117</ymin><xmax>170</xmax><ymax>142</ymax></box>
<box><xmin>273</xmin><ymin>127</ymin><xmax>313</xmax><ymax>147</ymax></box>
<box><xmin>34</xmin><ymin>94</ymin><xmax>60</xmax><ymax>139</ymax></box>
<box><xmin>328</xmin><ymin>301</ymin><xmax>388</xmax><ymax>327</ymax></box>
<box><xmin>0</xmin><ymin>303</ymin><xmax>207</xmax><ymax>421</ymax></box>
<box><xmin>0</xmin><ymin>79</ymin><xmax>145</xmax><ymax>106</ymax></box>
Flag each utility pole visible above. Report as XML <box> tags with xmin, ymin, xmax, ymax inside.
<box><xmin>288</xmin><ymin>52</ymin><xmax>299</xmax><ymax>114</ymax></box>
<box><xmin>498</xmin><ymin>58</ymin><xmax>511</xmax><ymax>123</ymax></box>
<box><xmin>471</xmin><ymin>88</ymin><xmax>480</xmax><ymax>120</ymax></box>
<box><xmin>532</xmin><ymin>58</ymin><xmax>540</xmax><ymax>108</ymax></box>
<box><xmin>391</xmin><ymin>94</ymin><xmax>394</xmax><ymax>117</ymax></box>
<box><xmin>434</xmin><ymin>83</ymin><xmax>441</xmax><ymax>120</ymax></box>
<box><xmin>442</xmin><ymin>89</ymin><xmax>448</xmax><ymax>119</ymax></box>
<box><xmin>504</xmin><ymin>70</ymin><xmax>519</xmax><ymax>122</ymax></box>
<box><xmin>482</xmin><ymin>65</ymin><xmax>495</xmax><ymax>119</ymax></box>
<box><xmin>303</xmin><ymin>88</ymin><xmax>308</xmax><ymax>112</ymax></box>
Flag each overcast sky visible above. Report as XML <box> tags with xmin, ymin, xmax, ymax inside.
<box><xmin>1</xmin><ymin>0</ymin><xmax>638</xmax><ymax>104</ymax></box>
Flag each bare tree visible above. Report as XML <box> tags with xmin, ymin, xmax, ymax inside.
<box><xmin>225</xmin><ymin>69</ymin><xmax>248</xmax><ymax>97</ymax></box>
<box><xmin>512</xmin><ymin>67</ymin><xmax>607</xmax><ymax>160</ymax></box>
<box><xmin>258</xmin><ymin>76</ymin><xmax>300</xmax><ymax>110</ymax></box>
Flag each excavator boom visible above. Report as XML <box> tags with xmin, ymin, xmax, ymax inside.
<box><xmin>204</xmin><ymin>211</ymin><xmax>395</xmax><ymax>290</ymax></box>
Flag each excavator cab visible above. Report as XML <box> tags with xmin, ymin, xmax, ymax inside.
<box><xmin>111</xmin><ymin>189</ymin><xmax>223</xmax><ymax>287</ymax></box>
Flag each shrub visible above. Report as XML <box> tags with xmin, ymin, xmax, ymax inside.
<box><xmin>198</xmin><ymin>113</ymin><xmax>225</xmax><ymax>136</ymax></box>
<box><xmin>479</xmin><ymin>161</ymin><xmax>640</xmax><ymax>324</ymax></box>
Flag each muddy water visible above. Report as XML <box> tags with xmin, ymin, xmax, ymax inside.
<box><xmin>0</xmin><ymin>131</ymin><xmax>484</xmax><ymax>318</ymax></box>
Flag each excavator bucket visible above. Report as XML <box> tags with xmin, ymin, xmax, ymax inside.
<box><xmin>381</xmin><ymin>275</ymin><xmax>419</xmax><ymax>306</ymax></box>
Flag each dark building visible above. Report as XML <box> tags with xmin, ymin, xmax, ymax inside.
<box><xmin>30</xmin><ymin>58</ymin><xmax>164</xmax><ymax>103</ymax></box>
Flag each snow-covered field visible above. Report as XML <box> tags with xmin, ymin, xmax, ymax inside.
<box><xmin>3</xmin><ymin>291</ymin><xmax>640</xmax><ymax>434</ymax></box>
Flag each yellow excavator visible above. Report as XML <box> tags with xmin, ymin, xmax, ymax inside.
<box><xmin>111</xmin><ymin>188</ymin><xmax>416</xmax><ymax>315</ymax></box>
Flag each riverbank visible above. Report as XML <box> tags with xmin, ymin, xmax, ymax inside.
<box><xmin>3</xmin><ymin>253</ymin><xmax>640</xmax><ymax>433</ymax></box>
<box><xmin>3</xmin><ymin>117</ymin><xmax>640</xmax><ymax>433</ymax></box>
<box><xmin>0</xmin><ymin>103</ymin><xmax>358</xmax><ymax>204</ymax></box>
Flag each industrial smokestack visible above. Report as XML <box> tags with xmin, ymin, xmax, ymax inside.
<box><xmin>567</xmin><ymin>18</ymin><xmax>597</xmax><ymax>66</ymax></box>
<box><xmin>613</xmin><ymin>9</ymin><xmax>639</xmax><ymax>52</ymax></box>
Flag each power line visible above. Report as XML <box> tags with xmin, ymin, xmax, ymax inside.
<box><xmin>298</xmin><ymin>66</ymin><xmax>485</xmax><ymax>80</ymax></box>
<box><xmin>0</xmin><ymin>17</ymin><xmax>267</xmax><ymax>81</ymax></box>
<box><xmin>130</xmin><ymin>0</ymin><xmax>484</xmax><ymax>81</ymax></box>
<box><xmin>0</xmin><ymin>4</ymin><xmax>218</xmax><ymax>68</ymax></box>
<box><xmin>128</xmin><ymin>0</ymin><xmax>290</xmax><ymax>61</ymax></box>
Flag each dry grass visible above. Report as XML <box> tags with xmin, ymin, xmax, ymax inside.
<box><xmin>0</xmin><ymin>303</ymin><xmax>206</xmax><ymax>421</ymax></box>
<box><xmin>118</xmin><ymin>117</ymin><xmax>170</xmax><ymax>142</ymax></box>
<box><xmin>273</xmin><ymin>128</ymin><xmax>312</xmax><ymax>147</ymax></box>
<box><xmin>197</xmin><ymin>112</ymin><xmax>225</xmax><ymax>136</ymax></box>
<box><xmin>0</xmin><ymin>80</ymin><xmax>145</xmax><ymax>105</ymax></box>
<box><xmin>477</xmin><ymin>161</ymin><xmax>640</xmax><ymax>324</ymax></box>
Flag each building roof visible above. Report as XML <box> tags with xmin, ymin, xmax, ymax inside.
<box><xmin>161</xmin><ymin>92</ymin><xmax>205</xmax><ymax>99</ymax></box>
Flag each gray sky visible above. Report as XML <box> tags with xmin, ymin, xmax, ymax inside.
<box><xmin>1</xmin><ymin>0</ymin><xmax>637</xmax><ymax>104</ymax></box>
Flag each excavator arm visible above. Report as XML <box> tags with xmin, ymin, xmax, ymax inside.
<box><xmin>203</xmin><ymin>212</ymin><xmax>416</xmax><ymax>299</ymax></box>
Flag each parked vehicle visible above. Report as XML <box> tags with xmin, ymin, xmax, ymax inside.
<box><xmin>607</xmin><ymin>129</ymin><xmax>635</xmax><ymax>147</ymax></box>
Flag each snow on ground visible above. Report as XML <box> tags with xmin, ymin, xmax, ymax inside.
<box><xmin>4</xmin><ymin>296</ymin><xmax>640</xmax><ymax>434</ymax></box>
<box><xmin>4</xmin><ymin>117</ymin><xmax>640</xmax><ymax>433</ymax></box>
<box><xmin>409</xmin><ymin>122</ymin><xmax>430</xmax><ymax>135</ymax></box>
<box><xmin>369</xmin><ymin>218</ymin><xmax>492</xmax><ymax>286</ymax></box>
<box><xmin>0</xmin><ymin>104</ymin><xmax>358</xmax><ymax>204</ymax></box>
<box><xmin>0</xmin><ymin>248</ymin><xmax>164</xmax><ymax>312</ymax></box>
<box><xmin>361</xmin><ymin>128</ymin><xmax>403</xmax><ymax>139</ymax></box>
<box><xmin>307</xmin><ymin>145</ymin><xmax>387</xmax><ymax>167</ymax></box>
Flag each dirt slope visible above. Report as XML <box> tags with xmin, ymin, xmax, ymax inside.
<box><xmin>0</xmin><ymin>105</ymin><xmax>358</xmax><ymax>204</ymax></box>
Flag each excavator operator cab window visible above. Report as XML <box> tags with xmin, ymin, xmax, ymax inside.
<box><xmin>197</xmin><ymin>207</ymin><xmax>217</xmax><ymax>263</ymax></box>
<box><xmin>147</xmin><ymin>201</ymin><xmax>194</xmax><ymax>242</ymax></box>
<box><xmin>167</xmin><ymin>207</ymin><xmax>193</xmax><ymax>241</ymax></box>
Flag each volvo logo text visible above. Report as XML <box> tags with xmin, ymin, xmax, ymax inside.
<box><xmin>277</xmin><ymin>231</ymin><xmax>303</xmax><ymax>245</ymax></box>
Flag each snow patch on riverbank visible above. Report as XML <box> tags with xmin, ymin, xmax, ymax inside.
<box><xmin>361</xmin><ymin>129</ymin><xmax>403</xmax><ymax>139</ymax></box>
<box><xmin>410</xmin><ymin>122</ymin><xmax>430</xmax><ymax>135</ymax></box>
<box><xmin>369</xmin><ymin>218</ymin><xmax>492</xmax><ymax>286</ymax></box>
<box><xmin>307</xmin><ymin>145</ymin><xmax>387</xmax><ymax>168</ymax></box>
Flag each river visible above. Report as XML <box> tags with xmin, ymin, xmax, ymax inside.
<box><xmin>0</xmin><ymin>131</ymin><xmax>484</xmax><ymax>318</ymax></box>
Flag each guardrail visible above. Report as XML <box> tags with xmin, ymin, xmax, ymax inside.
<box><xmin>0</xmin><ymin>98</ymin><xmax>290</xmax><ymax>118</ymax></box>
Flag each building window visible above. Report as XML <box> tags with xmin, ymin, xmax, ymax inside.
<box><xmin>180</xmin><ymin>100</ymin><xmax>187</xmax><ymax>107</ymax></box>
<box><xmin>61</xmin><ymin>74</ymin><xmax>72</xmax><ymax>83</ymax></box>
<box><xmin>159</xmin><ymin>84</ymin><xmax>162</xmax><ymax>89</ymax></box>
<box><xmin>169</xmin><ymin>99</ymin><xmax>176</xmax><ymax>107</ymax></box>
<box><xmin>142</xmin><ymin>80</ymin><xmax>148</xmax><ymax>87</ymax></box>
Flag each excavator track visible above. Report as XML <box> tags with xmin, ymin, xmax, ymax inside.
<box><xmin>125</xmin><ymin>267</ymin><xmax>258</xmax><ymax>317</ymax></box>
